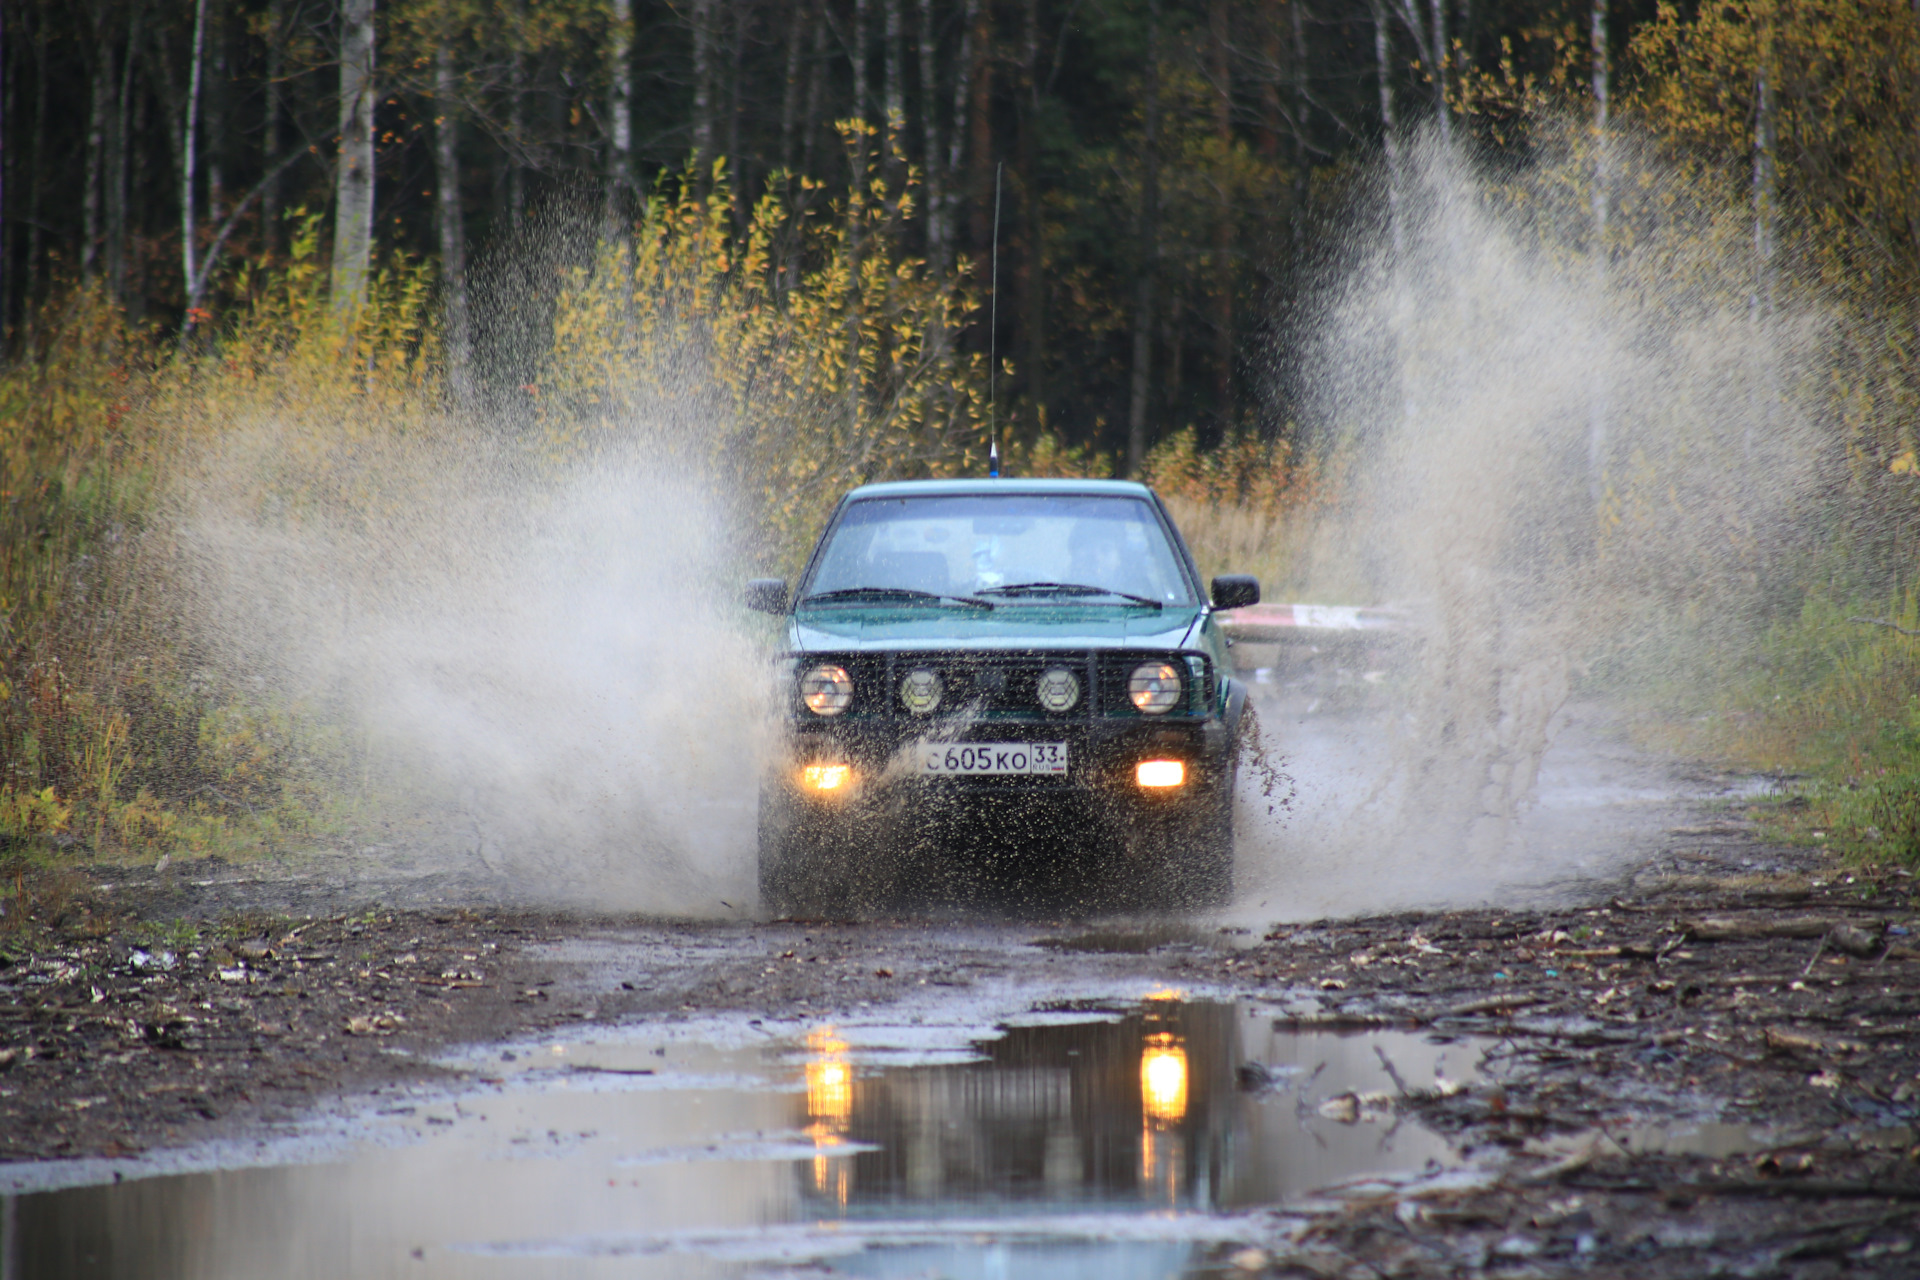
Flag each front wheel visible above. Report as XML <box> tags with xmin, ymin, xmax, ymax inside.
<box><xmin>1181</xmin><ymin>795</ymin><xmax>1235</xmax><ymax>909</ymax></box>
<box><xmin>756</xmin><ymin>785</ymin><xmax>873</xmax><ymax>917</ymax></box>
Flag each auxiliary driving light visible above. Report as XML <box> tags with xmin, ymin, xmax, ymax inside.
<box><xmin>801</xmin><ymin>764</ymin><xmax>853</xmax><ymax>791</ymax></box>
<box><xmin>800</xmin><ymin>664</ymin><xmax>854</xmax><ymax>716</ymax></box>
<box><xmin>1035</xmin><ymin>666</ymin><xmax>1081</xmax><ymax>712</ymax></box>
<box><xmin>899</xmin><ymin>667</ymin><xmax>942</xmax><ymax>714</ymax></box>
<box><xmin>1136</xmin><ymin>759</ymin><xmax>1185</xmax><ymax>788</ymax></box>
<box><xmin>1129</xmin><ymin>662</ymin><xmax>1183</xmax><ymax>714</ymax></box>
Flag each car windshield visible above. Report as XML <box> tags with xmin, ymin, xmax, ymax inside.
<box><xmin>803</xmin><ymin>494</ymin><xmax>1195</xmax><ymax>606</ymax></box>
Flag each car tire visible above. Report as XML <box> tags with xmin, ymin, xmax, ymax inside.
<box><xmin>1182</xmin><ymin>794</ymin><xmax>1236</xmax><ymax>909</ymax></box>
<box><xmin>757</xmin><ymin>785</ymin><xmax>863</xmax><ymax>916</ymax></box>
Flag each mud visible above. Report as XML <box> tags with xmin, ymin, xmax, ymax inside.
<box><xmin>3</xmin><ymin>786</ymin><xmax>1918</xmax><ymax>1275</ymax></box>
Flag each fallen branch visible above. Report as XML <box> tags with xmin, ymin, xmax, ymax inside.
<box><xmin>1763</xmin><ymin>1027</ymin><xmax>1869</xmax><ymax>1056</ymax></box>
<box><xmin>1683</xmin><ymin>915</ymin><xmax>1848</xmax><ymax>942</ymax></box>
<box><xmin>1440</xmin><ymin>993</ymin><xmax>1546</xmax><ymax>1018</ymax></box>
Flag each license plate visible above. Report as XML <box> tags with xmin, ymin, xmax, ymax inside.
<box><xmin>922</xmin><ymin>742</ymin><xmax>1068</xmax><ymax>776</ymax></box>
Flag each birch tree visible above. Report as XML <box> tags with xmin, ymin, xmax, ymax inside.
<box><xmin>608</xmin><ymin>0</ymin><xmax>632</xmax><ymax>208</ymax></box>
<box><xmin>1127</xmin><ymin>0</ymin><xmax>1161</xmax><ymax>476</ymax></box>
<box><xmin>1369</xmin><ymin>0</ymin><xmax>1404</xmax><ymax>262</ymax></box>
<box><xmin>692</xmin><ymin>0</ymin><xmax>714</xmax><ymax>185</ymax></box>
<box><xmin>332</xmin><ymin>0</ymin><xmax>376</xmax><ymax>313</ymax></box>
<box><xmin>181</xmin><ymin>0</ymin><xmax>207</xmax><ymax>324</ymax></box>
<box><xmin>1588</xmin><ymin>0</ymin><xmax>1609</xmax><ymax>501</ymax></box>
<box><xmin>435</xmin><ymin>42</ymin><xmax>471</xmax><ymax>395</ymax></box>
<box><xmin>916</xmin><ymin>0</ymin><xmax>944</xmax><ymax>262</ymax></box>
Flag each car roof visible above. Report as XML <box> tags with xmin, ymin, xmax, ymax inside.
<box><xmin>844</xmin><ymin>477</ymin><xmax>1157</xmax><ymax>500</ymax></box>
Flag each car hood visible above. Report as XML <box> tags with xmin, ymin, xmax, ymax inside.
<box><xmin>790</xmin><ymin>604</ymin><xmax>1203</xmax><ymax>653</ymax></box>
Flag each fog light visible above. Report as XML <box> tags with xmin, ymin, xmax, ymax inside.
<box><xmin>1136</xmin><ymin>759</ymin><xmax>1185</xmax><ymax>788</ymax></box>
<box><xmin>801</xmin><ymin>764</ymin><xmax>852</xmax><ymax>791</ymax></box>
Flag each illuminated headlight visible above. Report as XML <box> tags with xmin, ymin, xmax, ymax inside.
<box><xmin>1035</xmin><ymin>666</ymin><xmax>1081</xmax><ymax>713</ymax></box>
<box><xmin>899</xmin><ymin>667</ymin><xmax>942</xmax><ymax>714</ymax></box>
<box><xmin>800</xmin><ymin>664</ymin><xmax>854</xmax><ymax>716</ymax></box>
<box><xmin>1136</xmin><ymin>759</ymin><xmax>1186</xmax><ymax>788</ymax></box>
<box><xmin>1128</xmin><ymin>662</ymin><xmax>1183</xmax><ymax>714</ymax></box>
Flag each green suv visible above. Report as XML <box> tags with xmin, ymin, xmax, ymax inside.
<box><xmin>746</xmin><ymin>478</ymin><xmax>1259</xmax><ymax>913</ymax></box>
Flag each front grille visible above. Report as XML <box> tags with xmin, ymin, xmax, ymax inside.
<box><xmin>889</xmin><ymin>651</ymin><xmax>1094</xmax><ymax>718</ymax></box>
<box><xmin>790</xmin><ymin>649</ymin><xmax>1213</xmax><ymax>721</ymax></box>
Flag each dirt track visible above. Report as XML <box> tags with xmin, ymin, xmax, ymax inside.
<box><xmin>4</xmin><ymin>786</ymin><xmax>1918</xmax><ymax>1275</ymax></box>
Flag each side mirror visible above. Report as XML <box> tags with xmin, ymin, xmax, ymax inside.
<box><xmin>1210</xmin><ymin>575</ymin><xmax>1260</xmax><ymax>610</ymax></box>
<box><xmin>745</xmin><ymin>578</ymin><xmax>789</xmax><ymax>614</ymax></box>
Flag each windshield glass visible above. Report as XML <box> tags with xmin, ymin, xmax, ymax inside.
<box><xmin>803</xmin><ymin>494</ymin><xmax>1195</xmax><ymax>605</ymax></box>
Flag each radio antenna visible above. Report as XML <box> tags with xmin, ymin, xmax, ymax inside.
<box><xmin>988</xmin><ymin>161</ymin><xmax>1003</xmax><ymax>478</ymax></box>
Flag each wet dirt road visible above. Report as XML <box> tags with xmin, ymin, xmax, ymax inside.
<box><xmin>3</xmin><ymin>703</ymin><xmax>1918</xmax><ymax>1277</ymax></box>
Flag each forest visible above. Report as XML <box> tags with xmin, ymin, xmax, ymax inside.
<box><xmin>3</xmin><ymin>0</ymin><xmax>1920</xmax><ymax>871</ymax></box>
<box><xmin>0</xmin><ymin>0</ymin><xmax>1688</xmax><ymax>456</ymax></box>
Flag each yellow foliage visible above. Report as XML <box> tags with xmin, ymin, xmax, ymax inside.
<box><xmin>0</xmin><ymin>786</ymin><xmax>72</xmax><ymax>841</ymax></box>
<box><xmin>544</xmin><ymin>137</ymin><xmax>989</xmax><ymax>563</ymax></box>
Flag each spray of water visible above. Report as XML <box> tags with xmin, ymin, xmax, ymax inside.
<box><xmin>171</xmin><ymin>302</ymin><xmax>768</xmax><ymax>915</ymax></box>
<box><xmin>164</xmin><ymin>130</ymin><xmax>1829</xmax><ymax>923</ymax></box>
<box><xmin>1235</xmin><ymin>127</ymin><xmax>1826</xmax><ymax>917</ymax></box>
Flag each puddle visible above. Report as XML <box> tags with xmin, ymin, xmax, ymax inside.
<box><xmin>6</xmin><ymin>1002</ymin><xmax>1497</xmax><ymax>1279</ymax></box>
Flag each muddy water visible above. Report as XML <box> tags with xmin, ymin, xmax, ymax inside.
<box><xmin>7</xmin><ymin>1002</ymin><xmax>1496</xmax><ymax>1280</ymax></box>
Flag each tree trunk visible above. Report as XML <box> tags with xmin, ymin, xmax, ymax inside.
<box><xmin>691</xmin><ymin>0</ymin><xmax>713</xmax><ymax>188</ymax></box>
<box><xmin>331</xmin><ymin>0</ymin><xmax>376</xmax><ymax>314</ymax></box>
<box><xmin>1752</xmin><ymin>52</ymin><xmax>1776</xmax><ymax>321</ymax></box>
<box><xmin>1587</xmin><ymin>0</ymin><xmax>1608</xmax><ymax>502</ymax></box>
<box><xmin>1210</xmin><ymin>0</ymin><xmax>1233</xmax><ymax>433</ymax></box>
<box><xmin>1749</xmin><ymin>16</ymin><xmax>1777</xmax><ymax>453</ymax></box>
<box><xmin>963</xmin><ymin>0</ymin><xmax>993</xmax><ymax>260</ymax></box>
<box><xmin>727</xmin><ymin>1</ymin><xmax>746</xmax><ymax>230</ymax></box>
<box><xmin>26</xmin><ymin>12</ymin><xmax>45</xmax><ymax>310</ymax></box>
<box><xmin>1126</xmin><ymin>0</ymin><xmax>1160</xmax><ymax>476</ymax></box>
<box><xmin>608</xmin><ymin>0</ymin><xmax>632</xmax><ymax>209</ymax></box>
<box><xmin>949</xmin><ymin>0</ymin><xmax>980</xmax><ymax>269</ymax></box>
<box><xmin>262</xmin><ymin>0</ymin><xmax>282</xmax><ymax>255</ymax></box>
<box><xmin>435</xmin><ymin>43</ymin><xmax>471</xmax><ymax>399</ymax></box>
<box><xmin>853</xmin><ymin>0</ymin><xmax>870</xmax><ymax>120</ymax></box>
<box><xmin>852</xmin><ymin>0</ymin><xmax>870</xmax><ymax>176</ymax></box>
<box><xmin>0</xmin><ymin>1</ymin><xmax>6</xmax><ymax>328</ymax></box>
<box><xmin>1429</xmin><ymin>0</ymin><xmax>1449</xmax><ymax>144</ymax></box>
<box><xmin>802</xmin><ymin>0</ymin><xmax>827</xmax><ymax>176</ymax></box>
<box><xmin>1369</xmin><ymin>0</ymin><xmax>1404</xmax><ymax>262</ymax></box>
<box><xmin>1256</xmin><ymin>3</ymin><xmax>1281</xmax><ymax>160</ymax></box>
<box><xmin>1018</xmin><ymin>0</ymin><xmax>1043</xmax><ymax>411</ymax></box>
<box><xmin>883</xmin><ymin>0</ymin><xmax>903</xmax><ymax>135</ymax></box>
<box><xmin>917</xmin><ymin>0</ymin><xmax>943</xmax><ymax>265</ymax></box>
<box><xmin>108</xmin><ymin>7</ymin><xmax>138</xmax><ymax>298</ymax></box>
<box><xmin>780</xmin><ymin>0</ymin><xmax>806</xmax><ymax>174</ymax></box>
<box><xmin>205</xmin><ymin>0</ymin><xmax>225</xmax><ymax>207</ymax></box>
<box><xmin>83</xmin><ymin>28</ymin><xmax>110</xmax><ymax>284</ymax></box>
<box><xmin>181</xmin><ymin>0</ymin><xmax>207</xmax><ymax>321</ymax></box>
<box><xmin>1290</xmin><ymin>0</ymin><xmax>1309</xmax><ymax>251</ymax></box>
<box><xmin>508</xmin><ymin>0</ymin><xmax>525</xmax><ymax>223</ymax></box>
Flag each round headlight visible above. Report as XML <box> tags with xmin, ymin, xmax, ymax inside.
<box><xmin>900</xmin><ymin>668</ymin><xmax>942</xmax><ymax>714</ymax></box>
<box><xmin>800</xmin><ymin>664</ymin><xmax>854</xmax><ymax>716</ymax></box>
<box><xmin>1035</xmin><ymin>666</ymin><xmax>1081</xmax><ymax>713</ymax></box>
<box><xmin>1129</xmin><ymin>662</ymin><xmax>1183</xmax><ymax>714</ymax></box>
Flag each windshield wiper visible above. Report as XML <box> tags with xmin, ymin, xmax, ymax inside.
<box><xmin>976</xmin><ymin>582</ymin><xmax>1164</xmax><ymax>609</ymax></box>
<box><xmin>800</xmin><ymin>587</ymin><xmax>995</xmax><ymax>609</ymax></box>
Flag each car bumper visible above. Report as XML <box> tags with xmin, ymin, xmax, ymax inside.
<box><xmin>769</xmin><ymin>716</ymin><xmax>1235</xmax><ymax>810</ymax></box>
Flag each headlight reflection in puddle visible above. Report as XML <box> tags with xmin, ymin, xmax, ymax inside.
<box><xmin>1140</xmin><ymin>1031</ymin><xmax>1189</xmax><ymax>1203</ymax></box>
<box><xmin>805</xmin><ymin>1028</ymin><xmax>854</xmax><ymax>1205</ymax></box>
